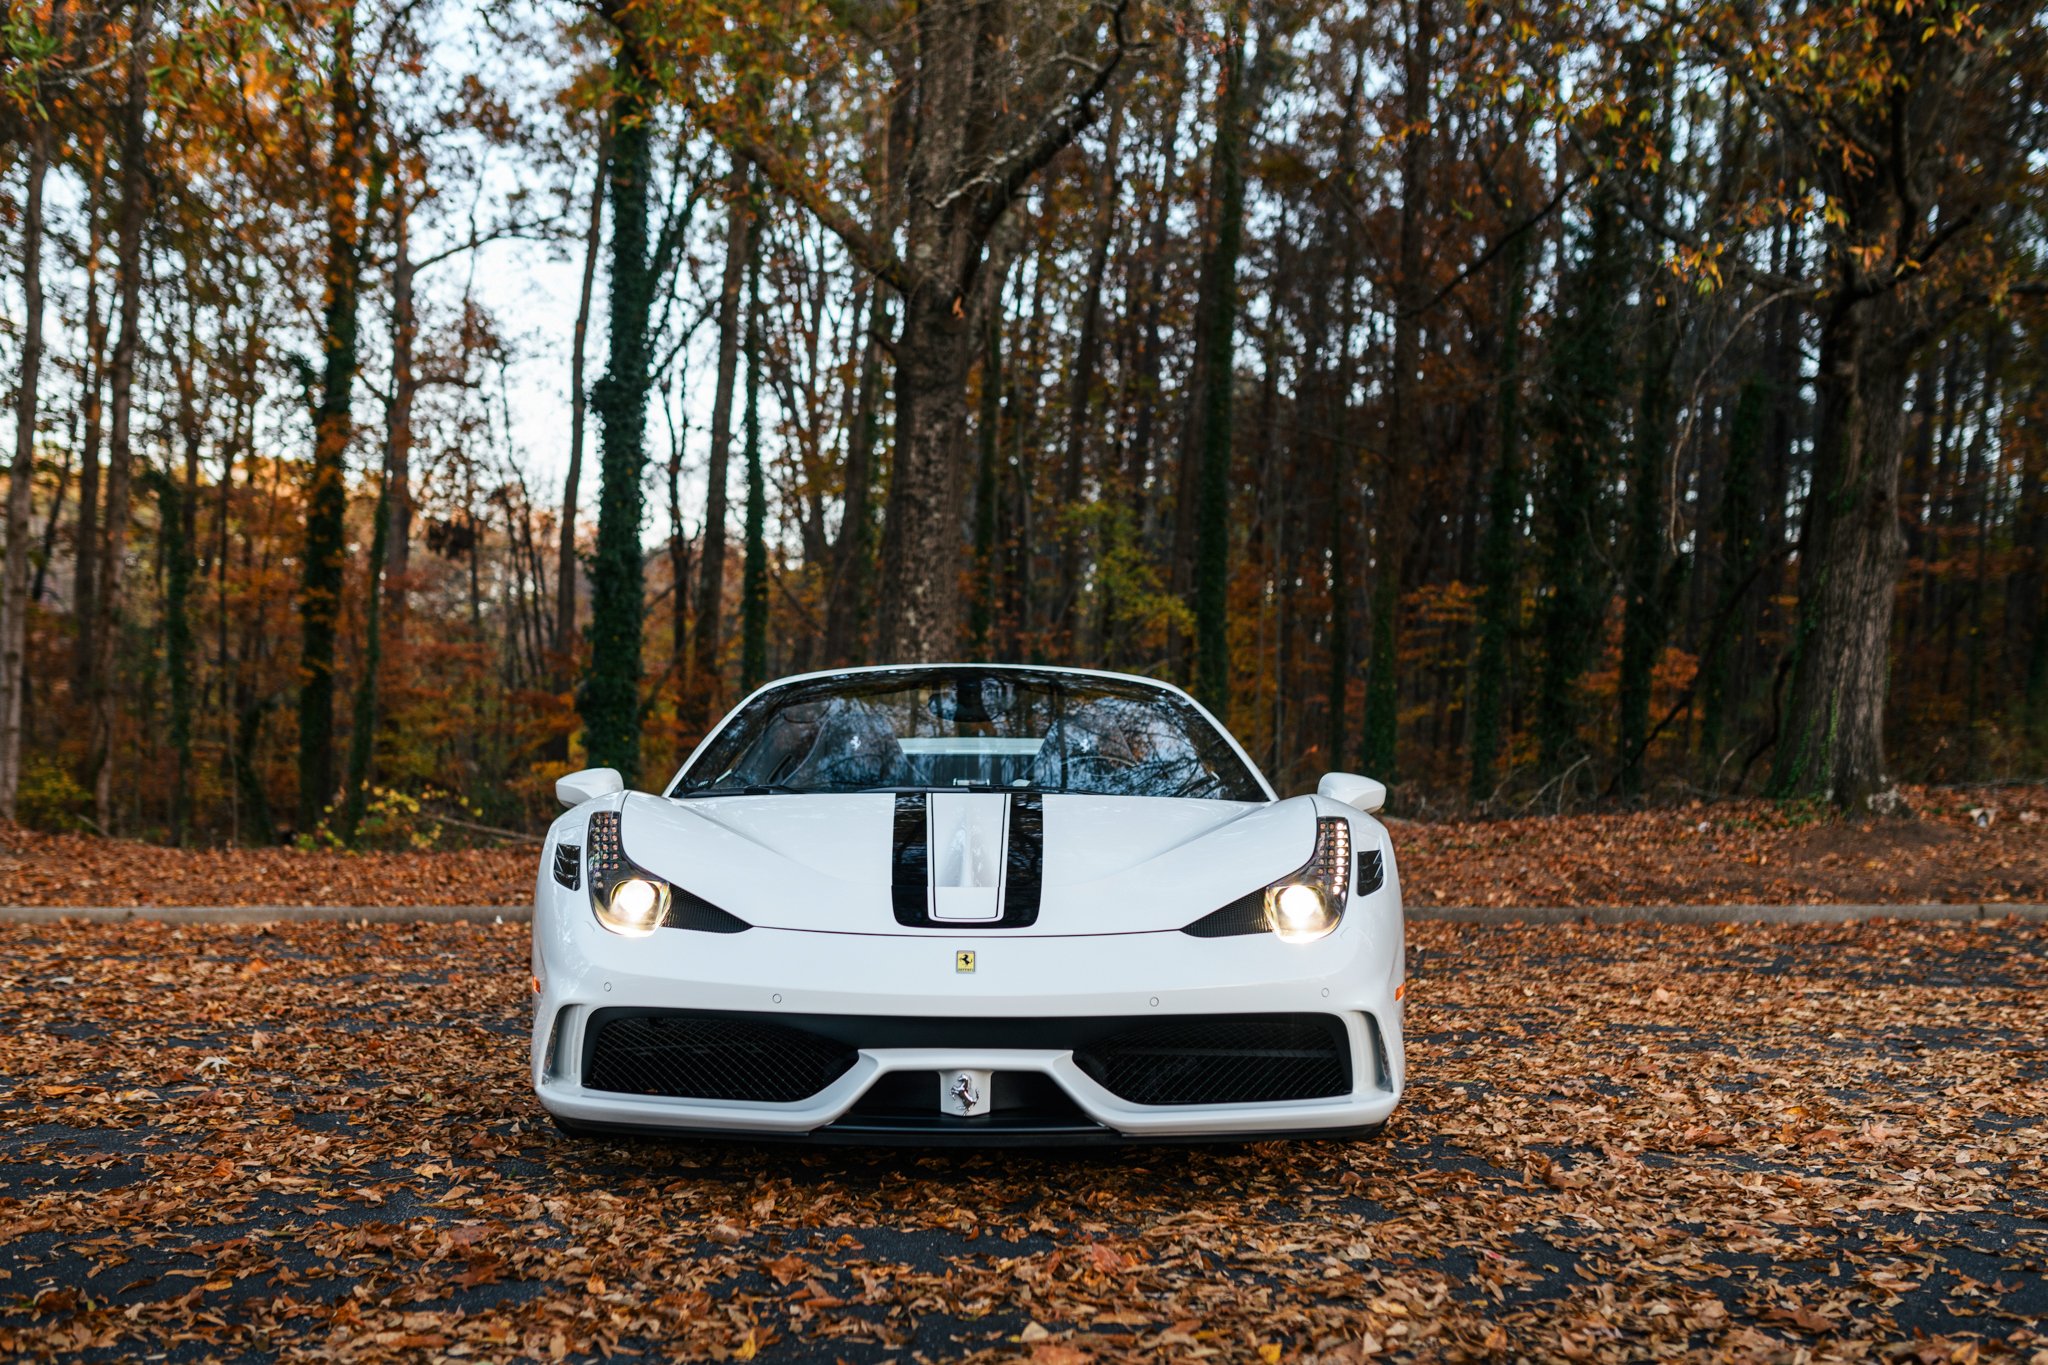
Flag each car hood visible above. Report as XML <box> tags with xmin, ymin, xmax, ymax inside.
<box><xmin>613</xmin><ymin>790</ymin><xmax>1314</xmax><ymax>936</ymax></box>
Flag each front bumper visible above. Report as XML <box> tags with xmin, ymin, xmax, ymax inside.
<box><xmin>531</xmin><ymin>911</ymin><xmax>1405</xmax><ymax>1142</ymax></box>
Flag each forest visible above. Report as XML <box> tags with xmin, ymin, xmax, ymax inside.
<box><xmin>2</xmin><ymin>0</ymin><xmax>2044</xmax><ymax>847</ymax></box>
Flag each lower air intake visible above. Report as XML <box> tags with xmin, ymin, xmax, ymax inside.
<box><xmin>1074</xmin><ymin>1014</ymin><xmax>1351</xmax><ymax>1106</ymax></box>
<box><xmin>584</xmin><ymin>1012</ymin><xmax>857</xmax><ymax>1103</ymax></box>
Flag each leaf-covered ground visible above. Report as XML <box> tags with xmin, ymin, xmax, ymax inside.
<box><xmin>1</xmin><ymin>918</ymin><xmax>2042</xmax><ymax>1363</ymax></box>
<box><xmin>4</xmin><ymin>785</ymin><xmax>2047</xmax><ymax>910</ymax></box>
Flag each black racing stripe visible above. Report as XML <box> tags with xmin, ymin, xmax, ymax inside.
<box><xmin>890</xmin><ymin>792</ymin><xmax>930</xmax><ymax>926</ymax></box>
<box><xmin>1001</xmin><ymin>791</ymin><xmax>1044</xmax><ymax>928</ymax></box>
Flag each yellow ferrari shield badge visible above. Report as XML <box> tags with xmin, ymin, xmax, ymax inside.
<box><xmin>955</xmin><ymin>950</ymin><xmax>976</xmax><ymax>974</ymax></box>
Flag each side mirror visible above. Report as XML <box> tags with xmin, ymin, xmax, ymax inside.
<box><xmin>556</xmin><ymin>767</ymin><xmax>625</xmax><ymax>808</ymax></box>
<box><xmin>1317</xmin><ymin>771</ymin><xmax>1386</xmax><ymax>814</ymax></box>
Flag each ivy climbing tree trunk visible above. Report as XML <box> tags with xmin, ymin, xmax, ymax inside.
<box><xmin>577</xmin><ymin>2</ymin><xmax>656</xmax><ymax>781</ymax></box>
<box><xmin>296</xmin><ymin>2</ymin><xmax>367</xmax><ymax>833</ymax></box>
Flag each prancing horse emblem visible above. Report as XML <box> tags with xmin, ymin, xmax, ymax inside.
<box><xmin>955</xmin><ymin>950</ymin><xmax>976</xmax><ymax>973</ymax></box>
<box><xmin>950</xmin><ymin>1073</ymin><xmax>981</xmax><ymax>1114</ymax></box>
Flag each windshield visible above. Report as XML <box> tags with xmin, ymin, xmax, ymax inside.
<box><xmin>672</xmin><ymin>669</ymin><xmax>1267</xmax><ymax>801</ymax></box>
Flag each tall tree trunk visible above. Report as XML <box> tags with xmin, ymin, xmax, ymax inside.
<box><xmin>340</xmin><ymin>463</ymin><xmax>390</xmax><ymax>843</ymax></box>
<box><xmin>30</xmin><ymin>430</ymin><xmax>71</xmax><ymax>608</ymax></box>
<box><xmin>577</xmin><ymin>6</ymin><xmax>656</xmax><ymax>780</ymax></box>
<box><xmin>681</xmin><ymin>168</ymin><xmax>754</xmax><ymax>733</ymax></box>
<box><xmin>739</xmin><ymin>239</ymin><xmax>768</xmax><ymax>692</ymax></box>
<box><xmin>1617</xmin><ymin>72</ymin><xmax>1682</xmax><ymax>798</ymax></box>
<box><xmin>1961</xmin><ymin>327</ymin><xmax>2001</xmax><ymax>781</ymax></box>
<box><xmin>341</xmin><ymin>181</ymin><xmax>413</xmax><ymax>842</ymax></box>
<box><xmin>664</xmin><ymin>375</ymin><xmax>691</xmax><ymax>756</ymax></box>
<box><xmin>1533</xmin><ymin>186</ymin><xmax>1626</xmax><ymax>786</ymax></box>
<box><xmin>1190</xmin><ymin>0</ymin><xmax>1248</xmax><ymax>718</ymax></box>
<box><xmin>157</xmin><ymin>288</ymin><xmax>203</xmax><ymax>844</ymax></box>
<box><xmin>153</xmin><ymin>469</ymin><xmax>196</xmax><ymax>844</ymax></box>
<box><xmin>381</xmin><ymin>176</ymin><xmax>419</xmax><ymax>643</ymax></box>
<box><xmin>1467</xmin><ymin>228</ymin><xmax>1528</xmax><ymax>804</ymax></box>
<box><xmin>1056</xmin><ymin>99</ymin><xmax>1123</xmax><ymax>647</ymax></box>
<box><xmin>823</xmin><ymin>290</ymin><xmax>886</xmax><ymax>666</ymax></box>
<box><xmin>733</xmin><ymin>0</ymin><xmax>1125</xmax><ymax>664</ymax></box>
<box><xmin>296</xmin><ymin>4</ymin><xmax>365</xmax><ymax>832</ymax></box>
<box><xmin>1361</xmin><ymin>0</ymin><xmax>1434</xmax><ymax>780</ymax></box>
<box><xmin>877</xmin><ymin>288</ymin><xmax>975</xmax><ymax>660</ymax></box>
<box><xmin>556</xmin><ymin>115</ymin><xmax>609</xmax><ymax>663</ymax></box>
<box><xmin>87</xmin><ymin>0</ymin><xmax>155</xmax><ymax>833</ymax></box>
<box><xmin>1699</xmin><ymin>376</ymin><xmax>1769</xmax><ymax>775</ymax></box>
<box><xmin>1771</xmin><ymin>292</ymin><xmax>1912</xmax><ymax>808</ymax></box>
<box><xmin>969</xmin><ymin>305</ymin><xmax>1003</xmax><ymax>658</ymax></box>
<box><xmin>1120</xmin><ymin>70</ymin><xmax>1180</xmax><ymax>612</ymax></box>
<box><xmin>0</xmin><ymin>118</ymin><xmax>52</xmax><ymax>820</ymax></box>
<box><xmin>73</xmin><ymin>143</ymin><xmax>108</xmax><ymax>692</ymax></box>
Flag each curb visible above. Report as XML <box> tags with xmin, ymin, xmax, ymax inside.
<box><xmin>1411</xmin><ymin>903</ymin><xmax>2048</xmax><ymax>925</ymax></box>
<box><xmin>0</xmin><ymin>903</ymin><xmax>2043</xmax><ymax>926</ymax></box>
<box><xmin>0</xmin><ymin>904</ymin><xmax>525</xmax><ymax>924</ymax></box>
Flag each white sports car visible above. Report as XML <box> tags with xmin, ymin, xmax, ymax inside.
<box><xmin>532</xmin><ymin>664</ymin><xmax>1405</xmax><ymax>1143</ymax></box>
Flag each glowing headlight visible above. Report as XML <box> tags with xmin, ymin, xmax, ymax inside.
<box><xmin>1263</xmin><ymin>817</ymin><xmax>1352</xmax><ymax>943</ymax></box>
<box><xmin>599</xmin><ymin>876</ymin><xmax>669</xmax><ymax>937</ymax></box>
<box><xmin>582</xmin><ymin>810</ymin><xmax>673</xmax><ymax>937</ymax></box>
<box><xmin>1267</xmin><ymin>883</ymin><xmax>1334</xmax><ymax>941</ymax></box>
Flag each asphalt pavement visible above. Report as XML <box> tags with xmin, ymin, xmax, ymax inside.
<box><xmin>0</xmin><ymin>917</ymin><xmax>2041</xmax><ymax>1362</ymax></box>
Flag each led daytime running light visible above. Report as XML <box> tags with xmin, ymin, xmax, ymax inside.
<box><xmin>1263</xmin><ymin>817</ymin><xmax>1352</xmax><ymax>942</ymax></box>
<box><xmin>583</xmin><ymin>810</ymin><xmax>673</xmax><ymax>937</ymax></box>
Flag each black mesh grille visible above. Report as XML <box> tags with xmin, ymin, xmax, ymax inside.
<box><xmin>584</xmin><ymin>1012</ymin><xmax>857</xmax><ymax>1103</ymax></box>
<box><xmin>1074</xmin><ymin>1014</ymin><xmax>1350</xmax><ymax>1105</ymax></box>
<box><xmin>552</xmin><ymin>843</ymin><xmax>581</xmax><ymax>890</ymax></box>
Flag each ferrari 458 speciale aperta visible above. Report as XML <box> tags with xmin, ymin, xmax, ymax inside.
<box><xmin>533</xmin><ymin>664</ymin><xmax>1404</xmax><ymax>1143</ymax></box>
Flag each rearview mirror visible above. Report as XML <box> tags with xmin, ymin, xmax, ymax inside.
<box><xmin>556</xmin><ymin>767</ymin><xmax>625</xmax><ymax>808</ymax></box>
<box><xmin>1317</xmin><ymin>771</ymin><xmax>1386</xmax><ymax>814</ymax></box>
